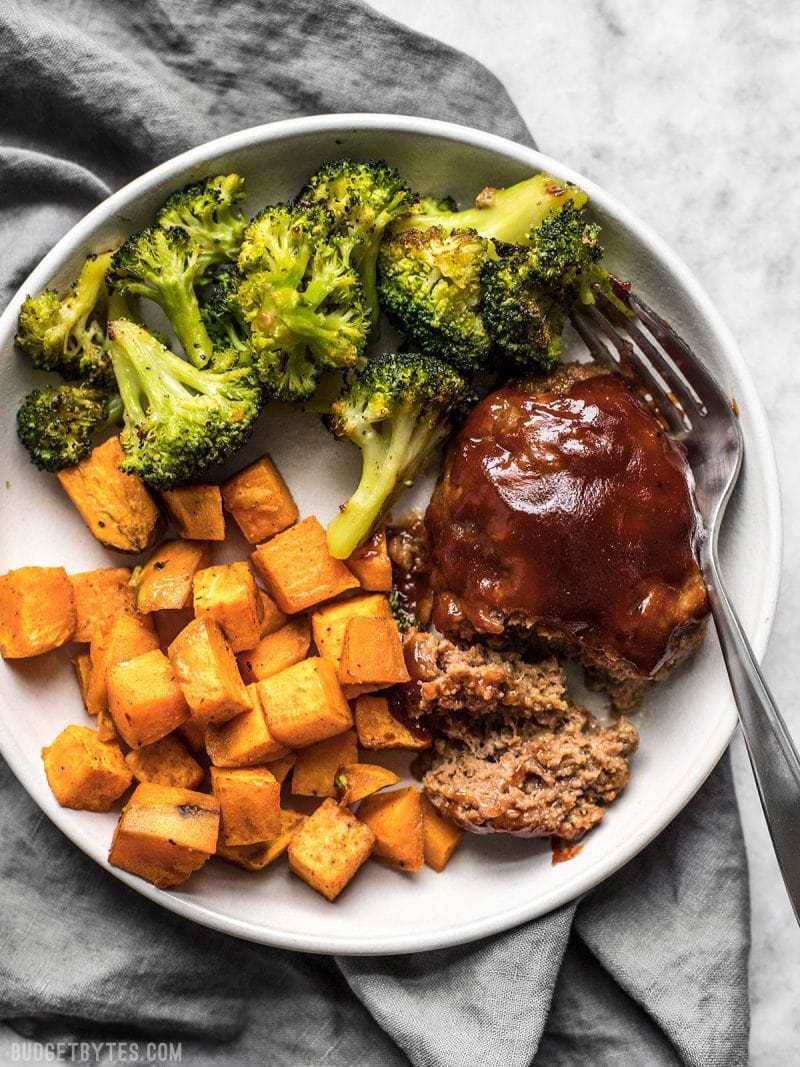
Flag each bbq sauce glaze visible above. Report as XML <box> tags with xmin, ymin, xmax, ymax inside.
<box><xmin>426</xmin><ymin>369</ymin><xmax>709</xmax><ymax>676</ymax></box>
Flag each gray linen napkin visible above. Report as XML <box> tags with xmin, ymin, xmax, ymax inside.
<box><xmin>0</xmin><ymin>2</ymin><xmax>750</xmax><ymax>1064</ymax></box>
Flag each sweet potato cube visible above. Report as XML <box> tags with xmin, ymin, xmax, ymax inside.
<box><xmin>178</xmin><ymin>717</ymin><xmax>208</xmax><ymax>756</ymax></box>
<box><xmin>258</xmin><ymin>590</ymin><xmax>287</xmax><ymax>637</ymax></box>
<box><xmin>125</xmin><ymin>735</ymin><xmax>204</xmax><ymax>789</ymax></box>
<box><xmin>161</xmin><ymin>484</ymin><xmax>225</xmax><ymax>541</ymax></box>
<box><xmin>251</xmin><ymin>516</ymin><xmax>359</xmax><ymax>614</ymax></box>
<box><xmin>69</xmin><ymin>567</ymin><xmax>135</xmax><ymax>643</ymax></box>
<box><xmin>422</xmin><ymin>796</ymin><xmax>464</xmax><ymax>872</ymax></box>
<box><xmin>72</xmin><ymin>653</ymin><xmax>93</xmax><ymax>710</ymax></box>
<box><xmin>339</xmin><ymin>616</ymin><xmax>409</xmax><ymax>687</ymax></box>
<box><xmin>218</xmin><ymin>811</ymin><xmax>305</xmax><ymax>870</ymax></box>
<box><xmin>311</xmin><ymin>594</ymin><xmax>390</xmax><ymax>672</ymax></box>
<box><xmin>108</xmin><ymin>648</ymin><xmax>190</xmax><ymax>748</ymax></box>
<box><xmin>0</xmin><ymin>566</ymin><xmax>75</xmax><ymax>658</ymax></box>
<box><xmin>42</xmin><ymin>725</ymin><xmax>132</xmax><ymax>812</ymax></box>
<box><xmin>86</xmin><ymin>612</ymin><xmax>159</xmax><ymax>716</ymax></box>
<box><xmin>288</xmin><ymin>798</ymin><xmax>375</xmax><ymax>901</ymax></box>
<box><xmin>258</xmin><ymin>657</ymin><xmax>352</xmax><ymax>748</ymax></box>
<box><xmin>206</xmin><ymin>683</ymin><xmax>290</xmax><ymax>767</ymax></box>
<box><xmin>57</xmin><ymin>437</ymin><xmax>161</xmax><ymax>553</ymax></box>
<box><xmin>168</xmin><ymin>616</ymin><xmax>251</xmax><ymax>726</ymax></box>
<box><xmin>346</xmin><ymin>528</ymin><xmax>392</xmax><ymax>591</ymax></box>
<box><xmin>358</xmin><ymin>786</ymin><xmax>424</xmax><ymax>871</ymax></box>
<box><xmin>193</xmin><ymin>562</ymin><xmax>262</xmax><ymax>653</ymax></box>
<box><xmin>222</xmin><ymin>455</ymin><xmax>298</xmax><ymax>543</ymax></box>
<box><xmin>265</xmin><ymin>753</ymin><xmax>296</xmax><ymax>784</ymax></box>
<box><xmin>109</xmin><ymin>782</ymin><xmax>219</xmax><ymax>888</ymax></box>
<box><xmin>237</xmin><ymin>617</ymin><xmax>310</xmax><ymax>683</ymax></box>
<box><xmin>96</xmin><ymin>706</ymin><xmax>118</xmax><ymax>742</ymax></box>
<box><xmin>291</xmin><ymin>729</ymin><xmax>358</xmax><ymax>798</ymax></box>
<box><xmin>211</xmin><ymin>766</ymin><xmax>281</xmax><ymax>846</ymax></box>
<box><xmin>335</xmin><ymin>763</ymin><xmax>400</xmax><ymax>806</ymax></box>
<box><xmin>134</xmin><ymin>540</ymin><xmax>211</xmax><ymax>613</ymax></box>
<box><xmin>354</xmin><ymin>695</ymin><xmax>432</xmax><ymax>751</ymax></box>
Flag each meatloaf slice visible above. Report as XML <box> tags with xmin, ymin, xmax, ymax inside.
<box><xmin>421</xmin><ymin>705</ymin><xmax>638</xmax><ymax>839</ymax></box>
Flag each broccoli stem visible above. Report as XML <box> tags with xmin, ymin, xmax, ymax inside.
<box><xmin>160</xmin><ymin>283</ymin><xmax>214</xmax><ymax>368</ymax></box>
<box><xmin>327</xmin><ymin>413</ymin><xmax>415</xmax><ymax>558</ymax></box>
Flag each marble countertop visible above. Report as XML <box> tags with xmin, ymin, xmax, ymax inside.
<box><xmin>369</xmin><ymin>1</ymin><xmax>800</xmax><ymax>1061</ymax></box>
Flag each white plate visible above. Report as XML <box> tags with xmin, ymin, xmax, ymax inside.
<box><xmin>0</xmin><ymin>115</ymin><xmax>781</xmax><ymax>955</ymax></box>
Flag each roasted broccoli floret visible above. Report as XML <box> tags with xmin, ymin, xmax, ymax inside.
<box><xmin>108</xmin><ymin>319</ymin><xmax>262</xmax><ymax>488</ymax></box>
<box><xmin>379</xmin><ymin>173</ymin><xmax>604</xmax><ymax>372</ymax></box>
<box><xmin>16</xmin><ymin>384</ymin><xmax>121</xmax><ymax>472</ymax></box>
<box><xmin>156</xmin><ymin>174</ymin><xmax>247</xmax><ymax>274</ymax></box>
<box><xmin>200</xmin><ymin>264</ymin><xmax>249</xmax><ymax>351</ymax></box>
<box><xmin>15</xmin><ymin>252</ymin><xmax>113</xmax><ymax>385</ymax></box>
<box><xmin>110</xmin><ymin>227</ymin><xmax>213</xmax><ymax>368</ymax></box>
<box><xmin>235</xmin><ymin>203</ymin><xmax>370</xmax><ymax>403</ymax></box>
<box><xmin>297</xmin><ymin>160</ymin><xmax>414</xmax><ymax>329</ymax></box>
<box><xmin>325</xmin><ymin>351</ymin><xmax>469</xmax><ymax>559</ymax></box>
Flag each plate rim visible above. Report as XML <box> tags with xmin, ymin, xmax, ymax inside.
<box><xmin>0</xmin><ymin>113</ymin><xmax>782</xmax><ymax>955</ymax></box>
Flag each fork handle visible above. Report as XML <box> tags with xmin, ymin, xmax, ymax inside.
<box><xmin>703</xmin><ymin>549</ymin><xmax>800</xmax><ymax>921</ymax></box>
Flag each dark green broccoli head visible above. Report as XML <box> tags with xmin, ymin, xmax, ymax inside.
<box><xmin>108</xmin><ymin>319</ymin><xmax>262</xmax><ymax>488</ymax></box>
<box><xmin>377</xmin><ymin>225</ymin><xmax>491</xmax><ymax>371</ymax></box>
<box><xmin>156</xmin><ymin>173</ymin><xmax>247</xmax><ymax>273</ymax></box>
<box><xmin>200</xmin><ymin>264</ymin><xmax>250</xmax><ymax>353</ymax></box>
<box><xmin>16</xmin><ymin>384</ymin><xmax>120</xmax><ymax>471</ymax></box>
<box><xmin>481</xmin><ymin>251</ymin><xmax>566</xmax><ymax>370</ymax></box>
<box><xmin>525</xmin><ymin>201</ymin><xmax>603</xmax><ymax>291</ymax></box>
<box><xmin>15</xmin><ymin>252</ymin><xmax>114</xmax><ymax>385</ymax></box>
<box><xmin>236</xmin><ymin>204</ymin><xmax>369</xmax><ymax>403</ymax></box>
<box><xmin>110</xmin><ymin>227</ymin><xmax>213</xmax><ymax>367</ymax></box>
<box><xmin>326</xmin><ymin>350</ymin><xmax>469</xmax><ymax>558</ymax></box>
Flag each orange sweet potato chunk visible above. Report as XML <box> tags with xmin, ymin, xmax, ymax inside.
<box><xmin>222</xmin><ymin>455</ymin><xmax>298</xmax><ymax>543</ymax></box>
<box><xmin>422</xmin><ymin>796</ymin><xmax>464</xmax><ymax>872</ymax></box>
<box><xmin>258</xmin><ymin>589</ymin><xmax>287</xmax><ymax>637</ymax></box>
<box><xmin>335</xmin><ymin>763</ymin><xmax>400</xmax><ymax>806</ymax></box>
<box><xmin>86</xmin><ymin>612</ymin><xmax>159</xmax><ymax>716</ymax></box>
<box><xmin>161</xmin><ymin>484</ymin><xmax>225</xmax><ymax>541</ymax></box>
<box><xmin>338</xmin><ymin>616</ymin><xmax>409</xmax><ymax>687</ymax></box>
<box><xmin>167</xmin><ymin>616</ymin><xmax>251</xmax><ymax>726</ymax></box>
<box><xmin>57</xmin><ymin>437</ymin><xmax>162</xmax><ymax>553</ymax></box>
<box><xmin>217</xmin><ymin>810</ymin><xmax>306</xmax><ymax>871</ymax></box>
<box><xmin>0</xmin><ymin>566</ymin><xmax>75</xmax><ymax>658</ymax></box>
<box><xmin>211</xmin><ymin>766</ymin><xmax>282</xmax><ymax>846</ymax></box>
<box><xmin>265</xmin><ymin>753</ymin><xmax>297</xmax><ymax>784</ymax></box>
<box><xmin>193</xmin><ymin>562</ymin><xmax>263</xmax><ymax>653</ymax></box>
<box><xmin>109</xmin><ymin>782</ymin><xmax>219</xmax><ymax>888</ymax></box>
<box><xmin>258</xmin><ymin>657</ymin><xmax>352</xmax><ymax>748</ymax></box>
<box><xmin>358</xmin><ymin>786</ymin><xmax>424</xmax><ymax>872</ymax></box>
<box><xmin>69</xmin><ymin>567</ymin><xmax>135</xmax><ymax>643</ymax></box>
<box><xmin>345</xmin><ymin>528</ymin><xmax>392</xmax><ymax>591</ymax></box>
<box><xmin>291</xmin><ymin>729</ymin><xmax>358</xmax><ymax>798</ymax></box>
<box><xmin>134</xmin><ymin>540</ymin><xmax>211</xmax><ymax>613</ymax></box>
<box><xmin>251</xmin><ymin>516</ymin><xmax>359</xmax><ymax>614</ymax></box>
<box><xmin>354</xmin><ymin>695</ymin><xmax>432</xmax><ymax>751</ymax></box>
<box><xmin>237</xmin><ymin>617</ymin><xmax>311</xmax><ymax>683</ymax></box>
<box><xmin>288</xmin><ymin>798</ymin><xmax>375</xmax><ymax>901</ymax></box>
<box><xmin>42</xmin><ymin>724</ymin><xmax>132</xmax><ymax>812</ymax></box>
<box><xmin>125</xmin><ymin>734</ymin><xmax>204</xmax><ymax>789</ymax></box>
<box><xmin>108</xmin><ymin>648</ymin><xmax>190</xmax><ymax>748</ymax></box>
<box><xmin>205</xmin><ymin>683</ymin><xmax>290</xmax><ymax>767</ymax></box>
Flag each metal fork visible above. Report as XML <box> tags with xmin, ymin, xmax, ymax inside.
<box><xmin>572</xmin><ymin>282</ymin><xmax>800</xmax><ymax>922</ymax></box>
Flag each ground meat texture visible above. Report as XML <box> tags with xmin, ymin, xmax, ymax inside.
<box><xmin>401</xmin><ymin>629</ymin><xmax>568</xmax><ymax>723</ymax></box>
<box><xmin>421</xmin><ymin>705</ymin><xmax>639</xmax><ymax>839</ymax></box>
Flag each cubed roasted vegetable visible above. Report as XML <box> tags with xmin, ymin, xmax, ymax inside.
<box><xmin>358</xmin><ymin>786</ymin><xmax>424</xmax><ymax>871</ymax></box>
<box><xmin>217</xmin><ymin>810</ymin><xmax>305</xmax><ymax>871</ymax></box>
<box><xmin>161</xmin><ymin>484</ymin><xmax>225</xmax><ymax>541</ymax></box>
<box><xmin>69</xmin><ymin>567</ymin><xmax>135</xmax><ymax>643</ymax></box>
<box><xmin>42</xmin><ymin>725</ymin><xmax>132</xmax><ymax>812</ymax></box>
<box><xmin>237</xmin><ymin>617</ymin><xmax>310</xmax><ymax>683</ymax></box>
<box><xmin>168</xmin><ymin>616</ymin><xmax>251</xmax><ymax>726</ymax></box>
<box><xmin>339</xmin><ymin>616</ymin><xmax>410</xmax><ymax>687</ymax></box>
<box><xmin>109</xmin><ymin>782</ymin><xmax>220</xmax><ymax>888</ymax></box>
<box><xmin>205</xmin><ymin>683</ymin><xmax>290</xmax><ymax>767</ymax></box>
<box><xmin>0</xmin><ymin>566</ymin><xmax>75</xmax><ymax>658</ymax></box>
<box><xmin>134</xmin><ymin>540</ymin><xmax>211</xmax><ymax>613</ymax></box>
<box><xmin>258</xmin><ymin>657</ymin><xmax>352</xmax><ymax>748</ymax></box>
<box><xmin>345</xmin><ymin>528</ymin><xmax>392</xmax><ymax>591</ymax></box>
<box><xmin>86</xmin><ymin>612</ymin><xmax>159</xmax><ymax>716</ymax></box>
<box><xmin>124</xmin><ymin>734</ymin><xmax>204</xmax><ymax>789</ymax></box>
<box><xmin>96</xmin><ymin>706</ymin><xmax>118</xmax><ymax>742</ymax></box>
<box><xmin>193</xmin><ymin>562</ymin><xmax>262</xmax><ymax>653</ymax></box>
<box><xmin>288</xmin><ymin>798</ymin><xmax>375</xmax><ymax>901</ymax></box>
<box><xmin>335</xmin><ymin>763</ymin><xmax>400</xmax><ymax>806</ymax></box>
<box><xmin>211</xmin><ymin>766</ymin><xmax>282</xmax><ymax>846</ymax></box>
<box><xmin>108</xmin><ymin>648</ymin><xmax>190</xmax><ymax>748</ymax></box>
<box><xmin>354</xmin><ymin>695</ymin><xmax>432</xmax><ymax>751</ymax></box>
<box><xmin>310</xmin><ymin>593</ymin><xmax>391</xmax><ymax>696</ymax></box>
<box><xmin>221</xmin><ymin>455</ymin><xmax>298</xmax><ymax>543</ymax></box>
<box><xmin>72</xmin><ymin>652</ymin><xmax>92</xmax><ymax>710</ymax></box>
<box><xmin>265</xmin><ymin>753</ymin><xmax>297</xmax><ymax>784</ymax></box>
<box><xmin>250</xmin><ymin>516</ymin><xmax>359</xmax><ymax>614</ymax></box>
<box><xmin>421</xmin><ymin>795</ymin><xmax>463</xmax><ymax>872</ymax></box>
<box><xmin>257</xmin><ymin>590</ymin><xmax>287</xmax><ymax>637</ymax></box>
<box><xmin>57</xmin><ymin>436</ymin><xmax>162</xmax><ymax>553</ymax></box>
<box><xmin>178</xmin><ymin>717</ymin><xmax>208</xmax><ymax>756</ymax></box>
<box><xmin>291</xmin><ymin>729</ymin><xmax>358</xmax><ymax>798</ymax></box>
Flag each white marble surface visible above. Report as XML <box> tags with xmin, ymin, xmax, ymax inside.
<box><xmin>368</xmin><ymin>1</ymin><xmax>800</xmax><ymax>1062</ymax></box>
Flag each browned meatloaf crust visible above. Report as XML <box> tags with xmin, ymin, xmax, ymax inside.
<box><xmin>403</xmin><ymin>631</ymin><xmax>639</xmax><ymax>838</ymax></box>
